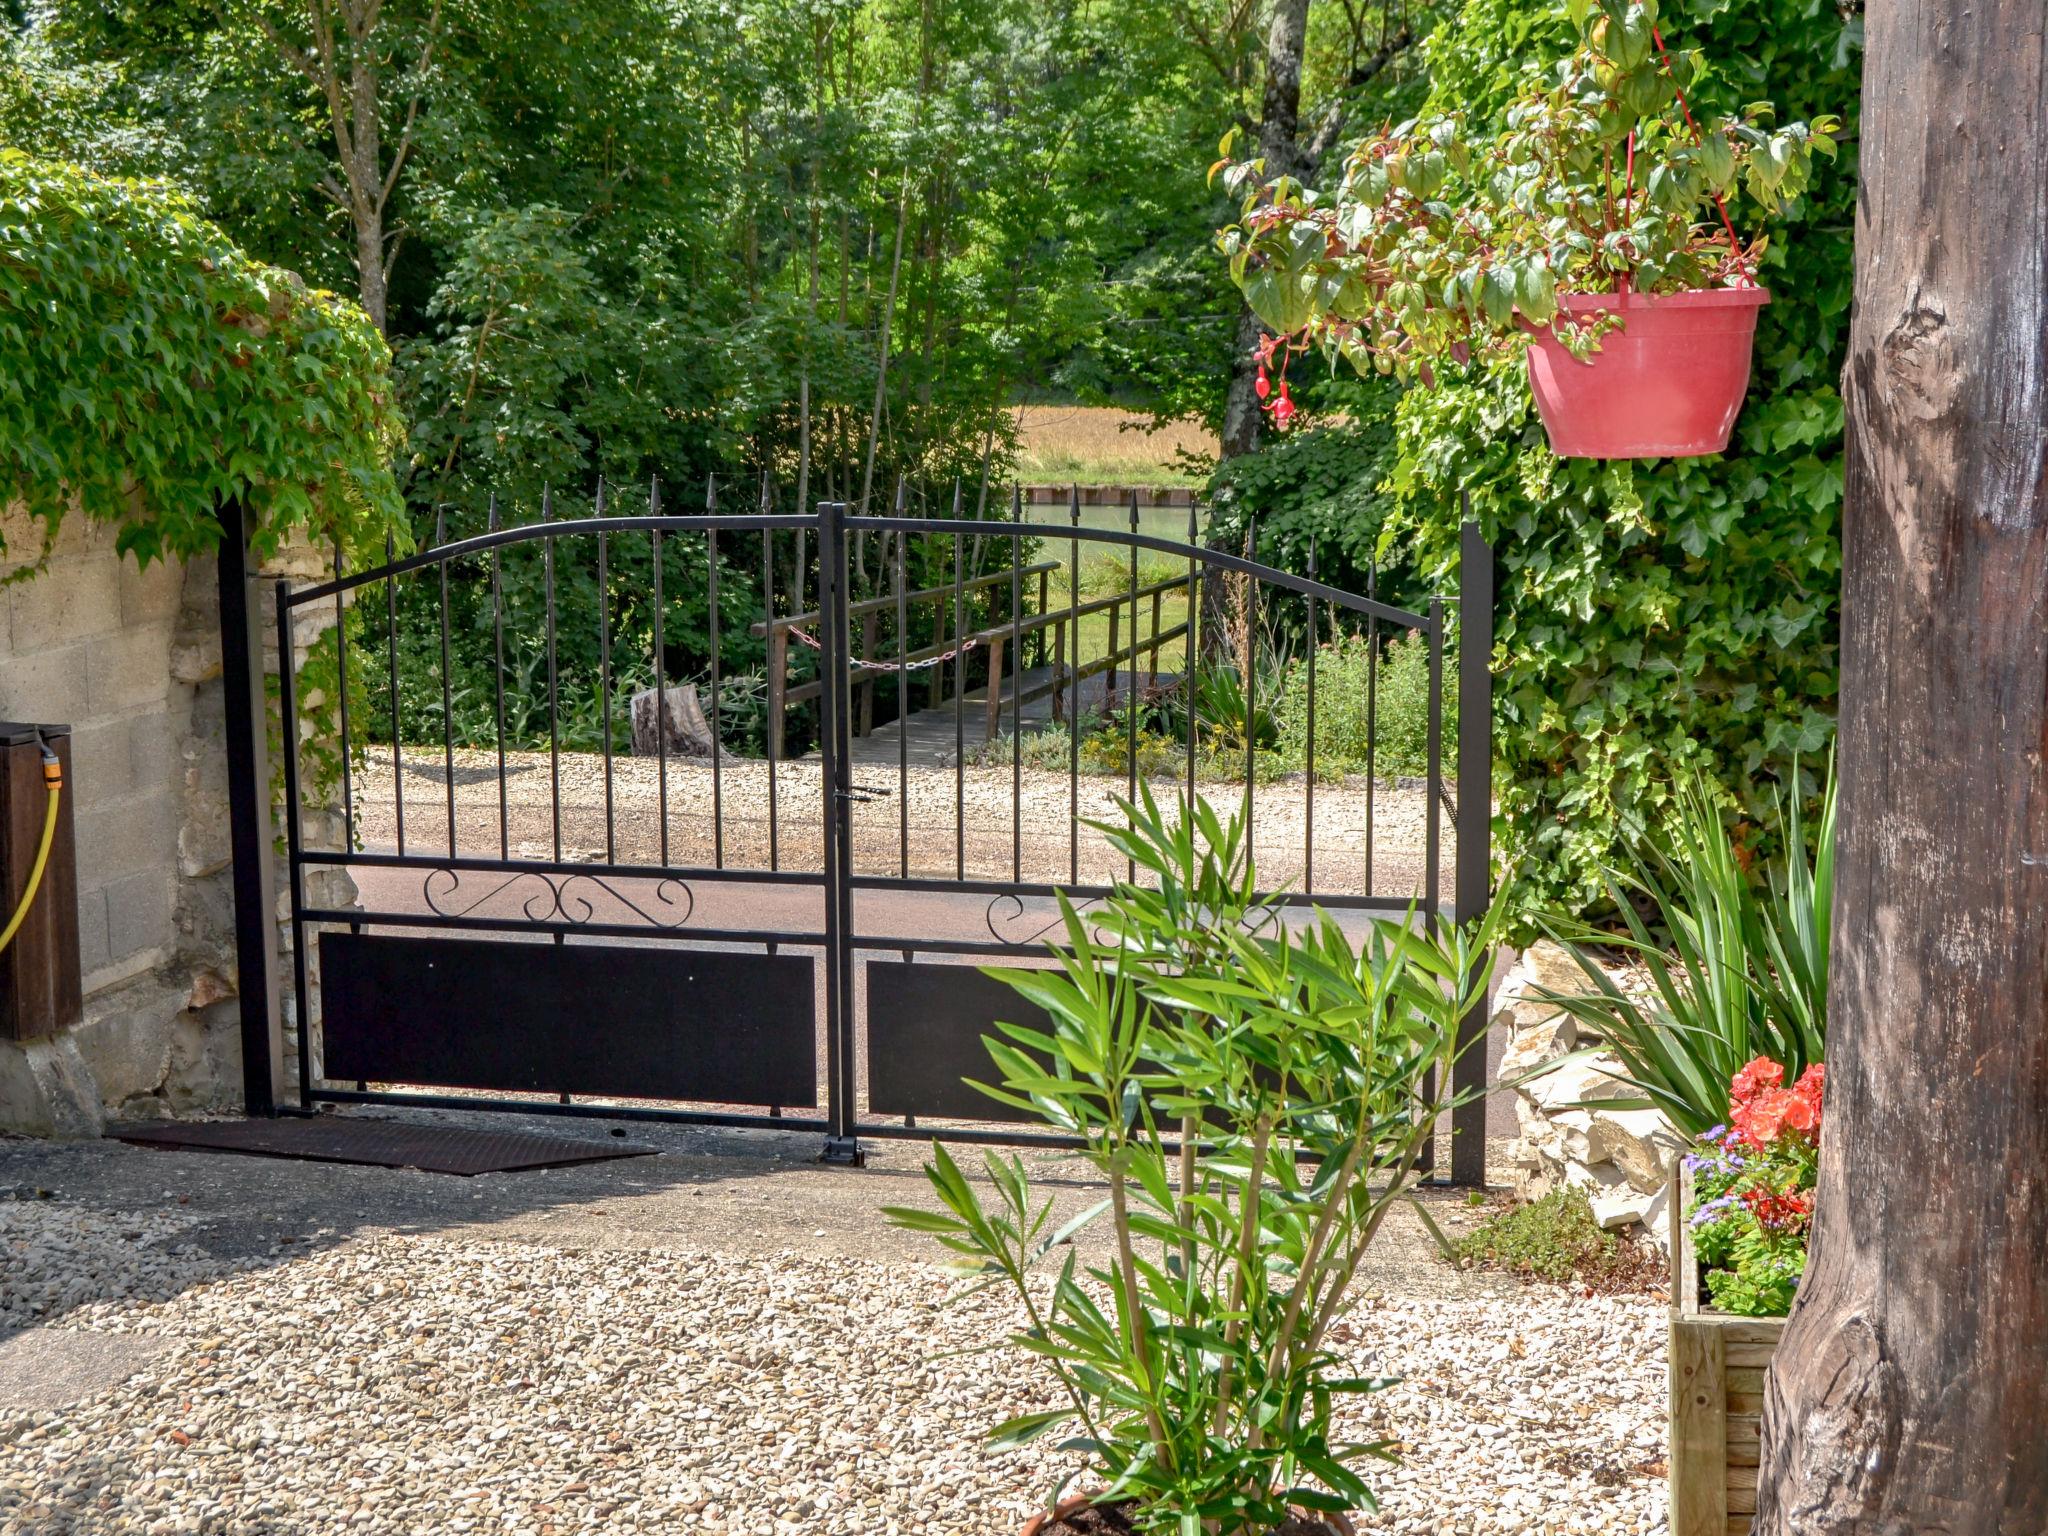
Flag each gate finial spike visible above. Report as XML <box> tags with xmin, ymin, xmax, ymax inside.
<box><xmin>951</xmin><ymin>480</ymin><xmax>963</xmax><ymax>516</ymax></box>
<box><xmin>649</xmin><ymin>475</ymin><xmax>661</xmax><ymax>517</ymax></box>
<box><xmin>434</xmin><ymin>507</ymin><xmax>445</xmax><ymax>548</ymax></box>
<box><xmin>894</xmin><ymin>478</ymin><xmax>908</xmax><ymax>513</ymax></box>
<box><xmin>758</xmin><ymin>471</ymin><xmax>772</xmax><ymax>512</ymax></box>
<box><xmin>487</xmin><ymin>494</ymin><xmax>498</xmax><ymax>533</ymax></box>
<box><xmin>706</xmin><ymin>473</ymin><xmax>718</xmax><ymax>513</ymax></box>
<box><xmin>1129</xmin><ymin>486</ymin><xmax>1139</xmax><ymax>531</ymax></box>
<box><xmin>541</xmin><ymin>485</ymin><xmax>552</xmax><ymax>522</ymax></box>
<box><xmin>595</xmin><ymin>477</ymin><xmax>608</xmax><ymax>516</ymax></box>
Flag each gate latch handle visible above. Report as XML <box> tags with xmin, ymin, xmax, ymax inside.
<box><xmin>837</xmin><ymin>783</ymin><xmax>894</xmax><ymax>803</ymax></box>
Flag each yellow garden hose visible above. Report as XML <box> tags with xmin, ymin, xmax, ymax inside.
<box><xmin>0</xmin><ymin>739</ymin><xmax>62</xmax><ymax>955</ymax></box>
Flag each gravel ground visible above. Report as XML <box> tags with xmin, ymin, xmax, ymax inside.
<box><xmin>350</xmin><ymin>748</ymin><xmax>1446</xmax><ymax>899</ymax></box>
<box><xmin>0</xmin><ymin>1127</ymin><xmax>1666</xmax><ymax>1536</ymax></box>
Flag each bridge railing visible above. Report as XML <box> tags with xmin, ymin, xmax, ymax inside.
<box><xmin>750</xmin><ymin>557</ymin><xmax>1195</xmax><ymax>756</ymax></box>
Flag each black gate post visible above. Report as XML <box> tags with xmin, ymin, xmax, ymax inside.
<box><xmin>1449</xmin><ymin>505</ymin><xmax>1495</xmax><ymax>1186</ymax></box>
<box><xmin>816</xmin><ymin>499</ymin><xmax>864</xmax><ymax>1165</ymax></box>
<box><xmin>217</xmin><ymin>500</ymin><xmax>287</xmax><ymax>1117</ymax></box>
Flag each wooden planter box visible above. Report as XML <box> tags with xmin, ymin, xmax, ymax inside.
<box><xmin>1667</xmin><ymin>1168</ymin><xmax>1785</xmax><ymax>1536</ymax></box>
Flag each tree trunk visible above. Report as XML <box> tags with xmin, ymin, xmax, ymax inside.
<box><xmin>858</xmin><ymin>177</ymin><xmax>911</xmax><ymax>516</ymax></box>
<box><xmin>1218</xmin><ymin>0</ymin><xmax>1313</xmax><ymax>465</ymax></box>
<box><xmin>1220</xmin><ymin>305</ymin><xmax>1266</xmax><ymax>459</ymax></box>
<box><xmin>353</xmin><ymin>205</ymin><xmax>388</xmax><ymax>336</ymax></box>
<box><xmin>1755</xmin><ymin>4</ymin><xmax>2048</xmax><ymax>1531</ymax></box>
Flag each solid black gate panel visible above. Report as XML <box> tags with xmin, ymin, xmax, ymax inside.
<box><xmin>865</xmin><ymin>960</ymin><xmax>1052</xmax><ymax>1123</ymax></box>
<box><xmin>319</xmin><ymin>933</ymin><xmax>817</xmax><ymax>1107</ymax></box>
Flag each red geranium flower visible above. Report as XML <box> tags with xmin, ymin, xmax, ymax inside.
<box><xmin>1741</xmin><ymin>1186</ymin><xmax>1814</xmax><ymax>1233</ymax></box>
<box><xmin>1731</xmin><ymin>1056</ymin><xmax>1787</xmax><ymax>1105</ymax></box>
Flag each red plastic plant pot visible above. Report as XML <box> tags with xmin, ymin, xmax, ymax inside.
<box><xmin>1524</xmin><ymin>287</ymin><xmax>1771</xmax><ymax>458</ymax></box>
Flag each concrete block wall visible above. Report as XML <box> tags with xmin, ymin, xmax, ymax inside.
<box><xmin>0</xmin><ymin>502</ymin><xmax>338</xmax><ymax>1134</ymax></box>
<box><xmin>1</xmin><ymin>513</ymin><xmax>187</xmax><ymax>1003</ymax></box>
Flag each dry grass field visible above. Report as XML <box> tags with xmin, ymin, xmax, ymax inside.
<box><xmin>1013</xmin><ymin>404</ymin><xmax>1216</xmax><ymax>486</ymax></box>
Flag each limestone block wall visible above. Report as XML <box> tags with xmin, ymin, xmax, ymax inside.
<box><xmin>0</xmin><ymin>504</ymin><xmax>336</xmax><ymax>1134</ymax></box>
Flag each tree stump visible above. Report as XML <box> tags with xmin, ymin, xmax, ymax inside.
<box><xmin>630</xmin><ymin>685</ymin><xmax>716</xmax><ymax>758</ymax></box>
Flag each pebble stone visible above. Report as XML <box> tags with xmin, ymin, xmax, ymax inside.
<box><xmin>0</xmin><ymin>1194</ymin><xmax>1668</xmax><ymax>1535</ymax></box>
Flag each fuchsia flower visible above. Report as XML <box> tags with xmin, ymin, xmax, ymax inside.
<box><xmin>1270</xmin><ymin>381</ymin><xmax>1295</xmax><ymax>430</ymax></box>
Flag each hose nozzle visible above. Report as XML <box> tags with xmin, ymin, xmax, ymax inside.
<box><xmin>32</xmin><ymin>728</ymin><xmax>60</xmax><ymax>791</ymax></box>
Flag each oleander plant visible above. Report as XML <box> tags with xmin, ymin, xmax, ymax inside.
<box><xmin>886</xmin><ymin>789</ymin><xmax>1526</xmax><ymax>1534</ymax></box>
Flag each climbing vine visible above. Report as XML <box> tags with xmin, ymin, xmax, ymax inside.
<box><xmin>0</xmin><ymin>150</ymin><xmax>404</xmax><ymax>569</ymax></box>
<box><xmin>1379</xmin><ymin>0</ymin><xmax>1856</xmax><ymax>913</ymax></box>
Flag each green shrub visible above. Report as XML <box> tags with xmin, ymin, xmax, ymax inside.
<box><xmin>1450</xmin><ymin>1187</ymin><xmax>1660</xmax><ymax>1291</ymax></box>
<box><xmin>1273</xmin><ymin>631</ymin><xmax>1453</xmax><ymax>780</ymax></box>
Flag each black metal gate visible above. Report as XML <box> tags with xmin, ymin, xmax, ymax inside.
<box><xmin>219</xmin><ymin>491</ymin><xmax>1495</xmax><ymax>1178</ymax></box>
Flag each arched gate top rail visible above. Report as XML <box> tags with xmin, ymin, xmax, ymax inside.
<box><xmin>278</xmin><ymin>508</ymin><xmax>1432</xmax><ymax>631</ymax></box>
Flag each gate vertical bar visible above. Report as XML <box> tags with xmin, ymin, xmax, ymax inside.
<box><xmin>817</xmin><ymin>500</ymin><xmax>864</xmax><ymax>1165</ymax></box>
<box><xmin>1450</xmin><ymin>510</ymin><xmax>1496</xmax><ymax>1187</ymax></box>
<box><xmin>217</xmin><ymin>500</ymin><xmax>286</xmax><ymax>1117</ymax></box>
<box><xmin>275</xmin><ymin>577</ymin><xmax>312</xmax><ymax>1109</ymax></box>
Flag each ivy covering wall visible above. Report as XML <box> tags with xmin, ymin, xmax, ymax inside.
<box><xmin>0</xmin><ymin>151</ymin><xmax>403</xmax><ymax>568</ymax></box>
<box><xmin>1383</xmin><ymin>0</ymin><xmax>1856</xmax><ymax>913</ymax></box>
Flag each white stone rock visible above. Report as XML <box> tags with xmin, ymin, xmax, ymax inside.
<box><xmin>68</xmin><ymin>1005</ymin><xmax>174</xmax><ymax>1108</ymax></box>
<box><xmin>1591</xmin><ymin>1188</ymin><xmax>1659</xmax><ymax>1231</ymax></box>
<box><xmin>1587</xmin><ymin>1106</ymin><xmax>1684</xmax><ymax>1195</ymax></box>
<box><xmin>1499</xmin><ymin>1010</ymin><xmax>1578</xmax><ymax>1081</ymax></box>
<box><xmin>1526</xmin><ymin>1056</ymin><xmax>1632</xmax><ymax>1116</ymax></box>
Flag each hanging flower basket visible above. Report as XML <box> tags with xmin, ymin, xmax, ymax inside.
<box><xmin>1525</xmin><ymin>287</ymin><xmax>1770</xmax><ymax>458</ymax></box>
<box><xmin>1215</xmin><ymin>0</ymin><xmax>1838</xmax><ymax>462</ymax></box>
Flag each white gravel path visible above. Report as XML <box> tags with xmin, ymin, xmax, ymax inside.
<box><xmin>349</xmin><ymin>749</ymin><xmax>1445</xmax><ymax>899</ymax></box>
<box><xmin>0</xmin><ymin>1190</ymin><xmax>1666</xmax><ymax>1536</ymax></box>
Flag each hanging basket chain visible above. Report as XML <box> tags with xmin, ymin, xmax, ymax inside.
<box><xmin>1650</xmin><ymin>23</ymin><xmax>1756</xmax><ymax>286</ymax></box>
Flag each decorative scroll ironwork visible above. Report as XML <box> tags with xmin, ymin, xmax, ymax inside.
<box><xmin>984</xmin><ymin>890</ymin><xmax>1111</xmax><ymax>949</ymax></box>
<box><xmin>982</xmin><ymin>889</ymin><xmax>1287</xmax><ymax>951</ymax></box>
<box><xmin>420</xmin><ymin>866</ymin><xmax>695</xmax><ymax>929</ymax></box>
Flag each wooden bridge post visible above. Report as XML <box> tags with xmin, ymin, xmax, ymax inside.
<box><xmin>984</xmin><ymin>635</ymin><xmax>1005</xmax><ymax>743</ymax></box>
<box><xmin>765</xmin><ymin>625</ymin><xmax>788</xmax><ymax>761</ymax></box>
<box><xmin>1052</xmin><ymin>620</ymin><xmax>1067</xmax><ymax>723</ymax></box>
<box><xmin>1035</xmin><ymin>569</ymin><xmax>1049</xmax><ymax>666</ymax></box>
<box><xmin>858</xmin><ymin>612</ymin><xmax>878</xmax><ymax>737</ymax></box>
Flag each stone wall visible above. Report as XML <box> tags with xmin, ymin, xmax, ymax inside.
<box><xmin>0</xmin><ymin>505</ymin><xmax>332</xmax><ymax>1134</ymax></box>
<box><xmin>1495</xmin><ymin>940</ymin><xmax>1685</xmax><ymax>1253</ymax></box>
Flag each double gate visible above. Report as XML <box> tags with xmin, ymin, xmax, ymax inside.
<box><xmin>219</xmin><ymin>494</ymin><xmax>1495</xmax><ymax>1178</ymax></box>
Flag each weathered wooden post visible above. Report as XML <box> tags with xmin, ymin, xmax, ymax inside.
<box><xmin>1756</xmin><ymin>4</ymin><xmax>2048</xmax><ymax>1527</ymax></box>
<box><xmin>764</xmin><ymin>623</ymin><xmax>788</xmax><ymax>761</ymax></box>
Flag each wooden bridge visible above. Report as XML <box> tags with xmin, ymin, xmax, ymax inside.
<box><xmin>753</xmin><ymin>557</ymin><xmax>1197</xmax><ymax>766</ymax></box>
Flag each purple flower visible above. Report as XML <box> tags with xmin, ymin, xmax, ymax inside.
<box><xmin>1691</xmin><ymin>1195</ymin><xmax>1739</xmax><ymax>1228</ymax></box>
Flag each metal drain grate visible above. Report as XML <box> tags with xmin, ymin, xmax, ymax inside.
<box><xmin>109</xmin><ymin>1117</ymin><xmax>657</xmax><ymax>1176</ymax></box>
